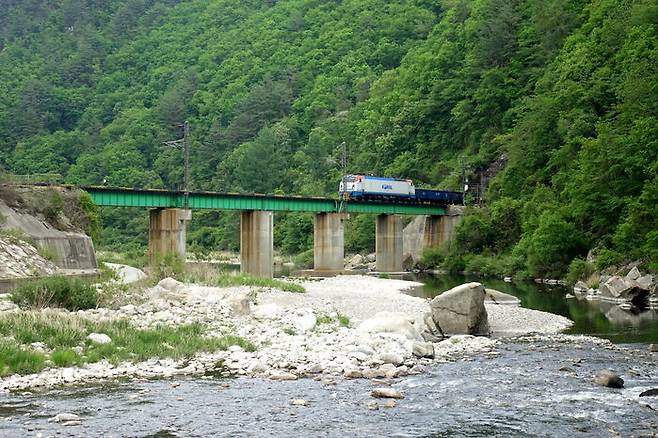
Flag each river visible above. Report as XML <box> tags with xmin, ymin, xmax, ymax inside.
<box><xmin>0</xmin><ymin>274</ymin><xmax>656</xmax><ymax>437</ymax></box>
<box><xmin>402</xmin><ymin>273</ymin><xmax>658</xmax><ymax>343</ymax></box>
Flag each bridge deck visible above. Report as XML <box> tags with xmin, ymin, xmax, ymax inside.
<box><xmin>85</xmin><ymin>186</ymin><xmax>449</xmax><ymax>215</ymax></box>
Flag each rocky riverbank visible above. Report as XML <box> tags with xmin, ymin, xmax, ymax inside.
<box><xmin>0</xmin><ymin>274</ymin><xmax>573</xmax><ymax>392</ymax></box>
<box><xmin>574</xmin><ymin>265</ymin><xmax>657</xmax><ymax>309</ymax></box>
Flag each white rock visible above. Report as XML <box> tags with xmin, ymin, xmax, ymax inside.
<box><xmin>253</xmin><ymin>303</ymin><xmax>283</xmax><ymax>319</ymax></box>
<box><xmin>158</xmin><ymin>277</ymin><xmax>184</xmax><ymax>292</ymax></box>
<box><xmin>120</xmin><ymin>304</ymin><xmax>137</xmax><ymax>315</ymax></box>
<box><xmin>270</xmin><ymin>372</ymin><xmax>298</xmax><ymax>381</ymax></box>
<box><xmin>294</xmin><ymin>313</ymin><xmax>317</xmax><ymax>333</ymax></box>
<box><xmin>371</xmin><ymin>388</ymin><xmax>404</xmax><ymax>399</ymax></box>
<box><xmin>246</xmin><ymin>360</ymin><xmax>267</xmax><ymax>374</ymax></box>
<box><xmin>346</xmin><ymin>369</ymin><xmax>364</xmax><ymax>379</ymax></box>
<box><xmin>226</xmin><ymin>291</ymin><xmax>251</xmax><ymax>316</ymax></box>
<box><xmin>153</xmin><ymin>310</ymin><xmax>173</xmax><ymax>322</ymax></box>
<box><xmin>48</xmin><ymin>413</ymin><xmax>80</xmax><ymax>423</ymax></box>
<box><xmin>357</xmin><ymin>311</ymin><xmax>420</xmax><ymax>340</ymax></box>
<box><xmin>377</xmin><ymin>353</ymin><xmax>404</xmax><ymax>366</ymax></box>
<box><xmin>86</xmin><ymin>333</ymin><xmax>111</xmax><ymax>345</ymax></box>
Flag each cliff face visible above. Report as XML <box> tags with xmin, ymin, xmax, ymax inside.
<box><xmin>0</xmin><ymin>186</ymin><xmax>97</xmax><ymax>271</ymax></box>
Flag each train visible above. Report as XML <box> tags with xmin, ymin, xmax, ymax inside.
<box><xmin>339</xmin><ymin>175</ymin><xmax>464</xmax><ymax>205</ymax></box>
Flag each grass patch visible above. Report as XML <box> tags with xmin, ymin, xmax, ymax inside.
<box><xmin>0</xmin><ymin>341</ymin><xmax>46</xmax><ymax>376</ymax></box>
<box><xmin>11</xmin><ymin>276</ymin><xmax>98</xmax><ymax>310</ymax></box>
<box><xmin>215</xmin><ymin>273</ymin><xmax>305</xmax><ymax>293</ymax></box>
<box><xmin>36</xmin><ymin>245</ymin><xmax>58</xmax><ymax>262</ymax></box>
<box><xmin>282</xmin><ymin>327</ymin><xmax>297</xmax><ymax>336</ymax></box>
<box><xmin>316</xmin><ymin>312</ymin><xmax>350</xmax><ymax>328</ymax></box>
<box><xmin>0</xmin><ymin>311</ymin><xmax>255</xmax><ymax>376</ymax></box>
<box><xmin>0</xmin><ymin>228</ymin><xmax>35</xmax><ymax>246</ymax></box>
<box><xmin>51</xmin><ymin>348</ymin><xmax>83</xmax><ymax>367</ymax></box>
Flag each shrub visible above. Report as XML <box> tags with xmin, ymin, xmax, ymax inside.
<box><xmin>77</xmin><ymin>191</ymin><xmax>101</xmax><ymax>240</ymax></box>
<box><xmin>42</xmin><ymin>189</ymin><xmax>64</xmax><ymax>225</ymax></box>
<box><xmin>420</xmin><ymin>246</ymin><xmax>444</xmax><ymax>269</ymax></box>
<box><xmin>594</xmin><ymin>248</ymin><xmax>624</xmax><ymax>271</ymax></box>
<box><xmin>524</xmin><ymin>211</ymin><xmax>586</xmax><ymax>278</ymax></box>
<box><xmin>345</xmin><ymin>215</ymin><xmax>375</xmax><ymax>254</ymax></box>
<box><xmin>11</xmin><ymin>276</ymin><xmax>98</xmax><ymax>310</ymax></box>
<box><xmin>566</xmin><ymin>258</ymin><xmax>597</xmax><ymax>285</ymax></box>
<box><xmin>150</xmin><ymin>252</ymin><xmax>185</xmax><ymax>280</ymax></box>
<box><xmin>442</xmin><ymin>252</ymin><xmax>466</xmax><ymax>275</ymax></box>
<box><xmin>293</xmin><ymin>248</ymin><xmax>314</xmax><ymax>269</ymax></box>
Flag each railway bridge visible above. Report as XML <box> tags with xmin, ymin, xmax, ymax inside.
<box><xmin>85</xmin><ymin>186</ymin><xmax>462</xmax><ymax>278</ymax></box>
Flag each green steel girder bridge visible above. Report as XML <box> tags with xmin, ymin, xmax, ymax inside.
<box><xmin>72</xmin><ymin>185</ymin><xmax>462</xmax><ymax>277</ymax></box>
<box><xmin>84</xmin><ymin>186</ymin><xmax>448</xmax><ymax>216</ymax></box>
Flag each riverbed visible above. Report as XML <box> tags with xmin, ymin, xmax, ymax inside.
<box><xmin>0</xmin><ymin>337</ymin><xmax>655</xmax><ymax>437</ymax></box>
<box><xmin>1</xmin><ymin>273</ymin><xmax>656</xmax><ymax>437</ymax></box>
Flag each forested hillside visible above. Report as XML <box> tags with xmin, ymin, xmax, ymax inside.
<box><xmin>0</xmin><ymin>0</ymin><xmax>656</xmax><ymax>277</ymax></box>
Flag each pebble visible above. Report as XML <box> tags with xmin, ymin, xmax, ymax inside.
<box><xmin>270</xmin><ymin>372</ymin><xmax>298</xmax><ymax>381</ymax></box>
<box><xmin>371</xmin><ymin>387</ymin><xmax>404</xmax><ymax>399</ymax></box>
<box><xmin>48</xmin><ymin>413</ymin><xmax>80</xmax><ymax>423</ymax></box>
<box><xmin>593</xmin><ymin>370</ymin><xmax>624</xmax><ymax>388</ymax></box>
<box><xmin>344</xmin><ymin>370</ymin><xmax>363</xmax><ymax>379</ymax></box>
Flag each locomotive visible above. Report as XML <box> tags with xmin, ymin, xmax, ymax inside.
<box><xmin>339</xmin><ymin>175</ymin><xmax>463</xmax><ymax>205</ymax></box>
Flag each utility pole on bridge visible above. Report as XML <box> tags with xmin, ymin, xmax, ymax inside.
<box><xmin>163</xmin><ymin>120</ymin><xmax>190</xmax><ymax>209</ymax></box>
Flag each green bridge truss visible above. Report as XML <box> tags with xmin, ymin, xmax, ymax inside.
<box><xmin>85</xmin><ymin>187</ymin><xmax>448</xmax><ymax>215</ymax></box>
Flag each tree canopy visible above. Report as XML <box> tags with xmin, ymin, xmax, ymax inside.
<box><xmin>0</xmin><ymin>0</ymin><xmax>655</xmax><ymax>275</ymax></box>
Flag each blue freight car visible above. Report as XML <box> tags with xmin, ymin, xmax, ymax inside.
<box><xmin>415</xmin><ymin>188</ymin><xmax>464</xmax><ymax>204</ymax></box>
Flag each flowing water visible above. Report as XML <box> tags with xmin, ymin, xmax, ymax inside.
<box><xmin>0</xmin><ymin>341</ymin><xmax>655</xmax><ymax>437</ymax></box>
<box><xmin>1</xmin><ymin>273</ymin><xmax>656</xmax><ymax>437</ymax></box>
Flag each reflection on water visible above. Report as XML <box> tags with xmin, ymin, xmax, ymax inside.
<box><xmin>192</xmin><ymin>262</ymin><xmax>657</xmax><ymax>343</ymax></box>
<box><xmin>400</xmin><ymin>273</ymin><xmax>658</xmax><ymax>344</ymax></box>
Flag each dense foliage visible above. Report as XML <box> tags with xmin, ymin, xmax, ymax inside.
<box><xmin>1</xmin><ymin>0</ymin><xmax>655</xmax><ymax>277</ymax></box>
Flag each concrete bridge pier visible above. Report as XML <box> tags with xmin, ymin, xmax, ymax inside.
<box><xmin>423</xmin><ymin>206</ymin><xmax>464</xmax><ymax>249</ymax></box>
<box><xmin>376</xmin><ymin>214</ymin><xmax>403</xmax><ymax>272</ymax></box>
<box><xmin>240</xmin><ymin>210</ymin><xmax>273</xmax><ymax>278</ymax></box>
<box><xmin>148</xmin><ymin>208</ymin><xmax>191</xmax><ymax>264</ymax></box>
<box><xmin>313</xmin><ymin>213</ymin><xmax>345</xmax><ymax>273</ymax></box>
<box><xmin>422</xmin><ymin>215</ymin><xmax>443</xmax><ymax>248</ymax></box>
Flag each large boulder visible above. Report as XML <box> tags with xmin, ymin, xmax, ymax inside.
<box><xmin>635</xmin><ymin>274</ymin><xmax>655</xmax><ymax>291</ymax></box>
<box><xmin>599</xmin><ymin>276</ymin><xmax>636</xmax><ymax>299</ymax></box>
<box><xmin>625</xmin><ymin>266</ymin><xmax>641</xmax><ymax>282</ymax></box>
<box><xmin>421</xmin><ymin>282</ymin><xmax>489</xmax><ymax>341</ymax></box>
<box><xmin>357</xmin><ymin>311</ymin><xmax>421</xmax><ymax>340</ymax></box>
<box><xmin>345</xmin><ymin>254</ymin><xmax>364</xmax><ymax>269</ymax></box>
